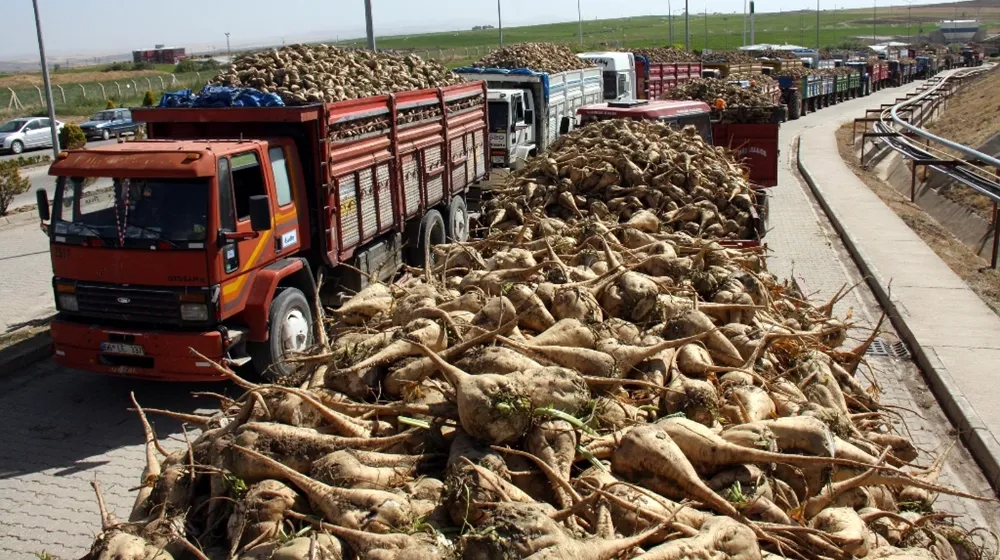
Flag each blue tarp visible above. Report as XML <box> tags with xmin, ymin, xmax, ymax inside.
<box><xmin>158</xmin><ymin>85</ymin><xmax>285</xmax><ymax>108</ymax></box>
<box><xmin>454</xmin><ymin>66</ymin><xmax>552</xmax><ymax>102</ymax></box>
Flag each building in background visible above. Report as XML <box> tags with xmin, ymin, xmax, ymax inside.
<box><xmin>936</xmin><ymin>20</ymin><xmax>981</xmax><ymax>44</ymax></box>
<box><xmin>132</xmin><ymin>45</ymin><xmax>187</xmax><ymax>64</ymax></box>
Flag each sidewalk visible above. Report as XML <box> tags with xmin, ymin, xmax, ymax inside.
<box><xmin>0</xmin><ymin>219</ymin><xmax>54</xmax><ymax>332</ymax></box>
<box><xmin>798</xmin><ymin>123</ymin><xmax>1000</xmax><ymax>486</ymax></box>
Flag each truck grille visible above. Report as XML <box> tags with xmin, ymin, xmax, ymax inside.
<box><xmin>76</xmin><ymin>284</ymin><xmax>179</xmax><ymax>323</ymax></box>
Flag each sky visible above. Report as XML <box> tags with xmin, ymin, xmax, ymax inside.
<box><xmin>1</xmin><ymin>0</ymin><xmax>965</xmax><ymax>61</ymax></box>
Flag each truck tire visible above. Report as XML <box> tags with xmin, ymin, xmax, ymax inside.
<box><xmin>446</xmin><ymin>195</ymin><xmax>469</xmax><ymax>242</ymax></box>
<box><xmin>787</xmin><ymin>91</ymin><xmax>801</xmax><ymax>121</ymax></box>
<box><xmin>251</xmin><ymin>287</ymin><xmax>313</xmax><ymax>380</ymax></box>
<box><xmin>406</xmin><ymin>209</ymin><xmax>446</xmax><ymax>267</ymax></box>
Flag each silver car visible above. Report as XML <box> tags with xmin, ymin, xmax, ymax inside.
<box><xmin>0</xmin><ymin>117</ymin><xmax>65</xmax><ymax>155</ymax></box>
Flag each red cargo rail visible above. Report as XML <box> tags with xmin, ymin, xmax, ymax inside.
<box><xmin>139</xmin><ymin>82</ymin><xmax>490</xmax><ymax>266</ymax></box>
<box><xmin>635</xmin><ymin>57</ymin><xmax>704</xmax><ymax>100</ymax></box>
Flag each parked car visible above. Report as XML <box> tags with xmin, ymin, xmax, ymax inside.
<box><xmin>78</xmin><ymin>109</ymin><xmax>143</xmax><ymax>140</ymax></box>
<box><xmin>0</xmin><ymin>117</ymin><xmax>64</xmax><ymax>155</ymax></box>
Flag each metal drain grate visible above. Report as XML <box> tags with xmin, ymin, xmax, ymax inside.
<box><xmin>890</xmin><ymin>341</ymin><xmax>912</xmax><ymax>360</ymax></box>
<box><xmin>866</xmin><ymin>339</ymin><xmax>891</xmax><ymax>356</ymax></box>
<box><xmin>864</xmin><ymin>338</ymin><xmax>911</xmax><ymax>359</ymax></box>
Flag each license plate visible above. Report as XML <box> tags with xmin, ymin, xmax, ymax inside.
<box><xmin>101</xmin><ymin>342</ymin><xmax>145</xmax><ymax>355</ymax></box>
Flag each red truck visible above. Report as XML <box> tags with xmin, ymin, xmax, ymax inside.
<box><xmin>577</xmin><ymin>99</ymin><xmax>780</xmax><ymax>188</ymax></box>
<box><xmin>634</xmin><ymin>56</ymin><xmax>704</xmax><ymax>100</ymax></box>
<box><xmin>37</xmin><ymin>82</ymin><xmax>489</xmax><ymax>381</ymax></box>
<box><xmin>867</xmin><ymin>60</ymin><xmax>889</xmax><ymax>92</ymax></box>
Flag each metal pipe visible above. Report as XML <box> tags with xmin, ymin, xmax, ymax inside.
<box><xmin>498</xmin><ymin>0</ymin><xmax>503</xmax><ymax>46</ymax></box>
<box><xmin>578</xmin><ymin>0</ymin><xmax>583</xmax><ymax>46</ymax></box>
<box><xmin>32</xmin><ymin>0</ymin><xmax>59</xmax><ymax>157</ymax></box>
<box><xmin>817</xmin><ymin>0</ymin><xmax>821</xmax><ymax>49</ymax></box>
<box><xmin>890</xmin><ymin>69</ymin><xmax>1000</xmax><ymax>169</ymax></box>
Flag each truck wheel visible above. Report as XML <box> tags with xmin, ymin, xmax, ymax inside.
<box><xmin>787</xmin><ymin>91</ymin><xmax>801</xmax><ymax>120</ymax></box>
<box><xmin>446</xmin><ymin>195</ymin><xmax>469</xmax><ymax>242</ymax></box>
<box><xmin>406</xmin><ymin>209</ymin><xmax>446</xmax><ymax>267</ymax></box>
<box><xmin>251</xmin><ymin>288</ymin><xmax>313</xmax><ymax>380</ymax></box>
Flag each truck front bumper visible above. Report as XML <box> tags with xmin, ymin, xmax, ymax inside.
<box><xmin>50</xmin><ymin>320</ymin><xmax>228</xmax><ymax>381</ymax></box>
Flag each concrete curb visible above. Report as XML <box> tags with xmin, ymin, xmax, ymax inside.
<box><xmin>0</xmin><ymin>328</ymin><xmax>52</xmax><ymax>375</ymax></box>
<box><xmin>795</xmin><ymin>138</ymin><xmax>1000</xmax><ymax>488</ymax></box>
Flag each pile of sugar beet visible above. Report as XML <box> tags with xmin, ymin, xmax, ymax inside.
<box><xmin>82</xmin><ymin>121</ymin><xmax>997</xmax><ymax>560</ymax></box>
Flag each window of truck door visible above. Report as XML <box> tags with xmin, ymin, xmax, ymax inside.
<box><xmin>217</xmin><ymin>150</ymin><xmax>272</xmax><ymax>316</ymax></box>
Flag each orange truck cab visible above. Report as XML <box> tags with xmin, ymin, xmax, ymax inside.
<box><xmin>39</xmin><ymin>83</ymin><xmax>489</xmax><ymax>381</ymax></box>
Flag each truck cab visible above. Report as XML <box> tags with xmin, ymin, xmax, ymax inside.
<box><xmin>577</xmin><ymin>52</ymin><xmax>637</xmax><ymax>101</ymax></box>
<box><xmin>488</xmin><ymin>88</ymin><xmax>536</xmax><ymax>170</ymax></box>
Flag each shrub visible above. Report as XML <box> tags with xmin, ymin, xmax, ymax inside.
<box><xmin>142</xmin><ymin>90</ymin><xmax>156</xmax><ymax>107</ymax></box>
<box><xmin>0</xmin><ymin>161</ymin><xmax>31</xmax><ymax>216</ymax></box>
<box><xmin>175</xmin><ymin>58</ymin><xmax>221</xmax><ymax>73</ymax></box>
<box><xmin>59</xmin><ymin>124</ymin><xmax>87</xmax><ymax>150</ymax></box>
<box><xmin>105</xmin><ymin>99</ymin><xmax>117</xmax><ymax>109</ymax></box>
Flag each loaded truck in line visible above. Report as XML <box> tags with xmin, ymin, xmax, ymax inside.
<box><xmin>454</xmin><ymin>65</ymin><xmax>603</xmax><ymax>171</ymax></box>
<box><xmin>36</xmin><ymin>82</ymin><xmax>490</xmax><ymax>381</ymax></box>
<box><xmin>576</xmin><ymin>98</ymin><xmax>771</xmax><ymax>246</ymax></box>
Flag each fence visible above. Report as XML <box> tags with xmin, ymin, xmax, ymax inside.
<box><xmin>1</xmin><ymin>71</ymin><xmax>221</xmax><ymax>116</ymax></box>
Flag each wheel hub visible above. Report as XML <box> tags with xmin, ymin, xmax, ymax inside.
<box><xmin>452</xmin><ymin>206</ymin><xmax>468</xmax><ymax>241</ymax></box>
<box><xmin>280</xmin><ymin>308</ymin><xmax>309</xmax><ymax>353</ymax></box>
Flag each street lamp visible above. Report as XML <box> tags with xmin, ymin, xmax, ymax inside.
<box><xmin>31</xmin><ymin>0</ymin><xmax>59</xmax><ymax>157</ymax></box>
<box><xmin>873</xmin><ymin>0</ymin><xmax>877</xmax><ymax>44</ymax></box>
<box><xmin>364</xmin><ymin>0</ymin><xmax>376</xmax><ymax>50</ymax></box>
<box><xmin>225</xmin><ymin>32</ymin><xmax>231</xmax><ymax>58</ymax></box>
<box><xmin>577</xmin><ymin>0</ymin><xmax>583</xmax><ymax>46</ymax></box>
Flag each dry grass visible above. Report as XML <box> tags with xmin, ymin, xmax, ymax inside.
<box><xmin>0</xmin><ymin>70</ymin><xmax>166</xmax><ymax>89</ymax></box>
<box><xmin>921</xmin><ymin>68</ymin><xmax>1000</xmax><ymax>220</ymax></box>
<box><xmin>836</xmin><ymin>122</ymin><xmax>1000</xmax><ymax>315</ymax></box>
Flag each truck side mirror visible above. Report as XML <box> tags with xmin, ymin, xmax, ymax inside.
<box><xmin>249</xmin><ymin>195</ymin><xmax>271</xmax><ymax>232</ymax></box>
<box><xmin>36</xmin><ymin>189</ymin><xmax>50</xmax><ymax>222</ymax></box>
<box><xmin>524</xmin><ymin>110</ymin><xmax>534</xmax><ymax>124</ymax></box>
<box><xmin>560</xmin><ymin>117</ymin><xmax>571</xmax><ymax>135</ymax></box>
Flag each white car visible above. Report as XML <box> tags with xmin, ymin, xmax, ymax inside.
<box><xmin>0</xmin><ymin>117</ymin><xmax>65</xmax><ymax>155</ymax></box>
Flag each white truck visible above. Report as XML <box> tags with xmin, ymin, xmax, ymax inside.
<box><xmin>577</xmin><ymin>51</ymin><xmax>639</xmax><ymax>101</ymax></box>
<box><xmin>455</xmin><ymin>66</ymin><xmax>603</xmax><ymax>171</ymax></box>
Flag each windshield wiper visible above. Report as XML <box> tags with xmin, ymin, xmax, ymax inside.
<box><xmin>60</xmin><ymin>222</ymin><xmax>107</xmax><ymax>239</ymax></box>
<box><xmin>125</xmin><ymin>223</ymin><xmax>182</xmax><ymax>248</ymax></box>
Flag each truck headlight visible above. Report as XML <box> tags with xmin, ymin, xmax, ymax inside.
<box><xmin>181</xmin><ymin>303</ymin><xmax>209</xmax><ymax>321</ymax></box>
<box><xmin>58</xmin><ymin>294</ymin><xmax>79</xmax><ymax>312</ymax></box>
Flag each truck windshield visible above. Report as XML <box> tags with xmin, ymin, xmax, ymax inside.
<box><xmin>52</xmin><ymin>176</ymin><xmax>209</xmax><ymax>246</ymax></box>
<box><xmin>488</xmin><ymin>101</ymin><xmax>509</xmax><ymax>133</ymax></box>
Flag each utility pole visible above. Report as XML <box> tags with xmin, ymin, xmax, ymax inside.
<box><xmin>31</xmin><ymin>0</ymin><xmax>59</xmax><ymax>157</ymax></box>
<box><xmin>685</xmin><ymin>0</ymin><xmax>690</xmax><ymax>50</ymax></box>
<box><xmin>749</xmin><ymin>1</ymin><xmax>755</xmax><ymax>45</ymax></box>
<box><xmin>577</xmin><ymin>0</ymin><xmax>583</xmax><ymax>46</ymax></box>
<box><xmin>704</xmin><ymin>8</ymin><xmax>709</xmax><ymax>51</ymax></box>
<box><xmin>364</xmin><ymin>0</ymin><xmax>376</xmax><ymax>51</ymax></box>
<box><xmin>669</xmin><ymin>0</ymin><xmax>674</xmax><ymax>46</ymax></box>
<box><xmin>497</xmin><ymin>0</ymin><xmax>504</xmax><ymax>46</ymax></box>
<box><xmin>742</xmin><ymin>0</ymin><xmax>747</xmax><ymax>46</ymax></box>
<box><xmin>225</xmin><ymin>32</ymin><xmax>231</xmax><ymax>58</ymax></box>
<box><xmin>873</xmin><ymin>0</ymin><xmax>876</xmax><ymax>44</ymax></box>
<box><xmin>817</xmin><ymin>0</ymin><xmax>821</xmax><ymax>49</ymax></box>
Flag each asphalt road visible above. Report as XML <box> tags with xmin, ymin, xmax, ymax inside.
<box><xmin>5</xmin><ymin>140</ymin><xmax>117</xmax><ymax>212</ymax></box>
<box><xmin>0</xmin><ymin>139</ymin><xmax>115</xmax><ymax>164</ymax></box>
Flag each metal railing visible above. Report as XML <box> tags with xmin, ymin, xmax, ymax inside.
<box><xmin>865</xmin><ymin>66</ymin><xmax>1000</xmax><ymax>267</ymax></box>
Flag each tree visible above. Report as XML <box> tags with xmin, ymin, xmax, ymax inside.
<box><xmin>0</xmin><ymin>161</ymin><xmax>31</xmax><ymax>216</ymax></box>
<box><xmin>59</xmin><ymin>124</ymin><xmax>87</xmax><ymax>150</ymax></box>
<box><xmin>105</xmin><ymin>99</ymin><xmax>117</xmax><ymax>109</ymax></box>
<box><xmin>142</xmin><ymin>90</ymin><xmax>156</xmax><ymax>107</ymax></box>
